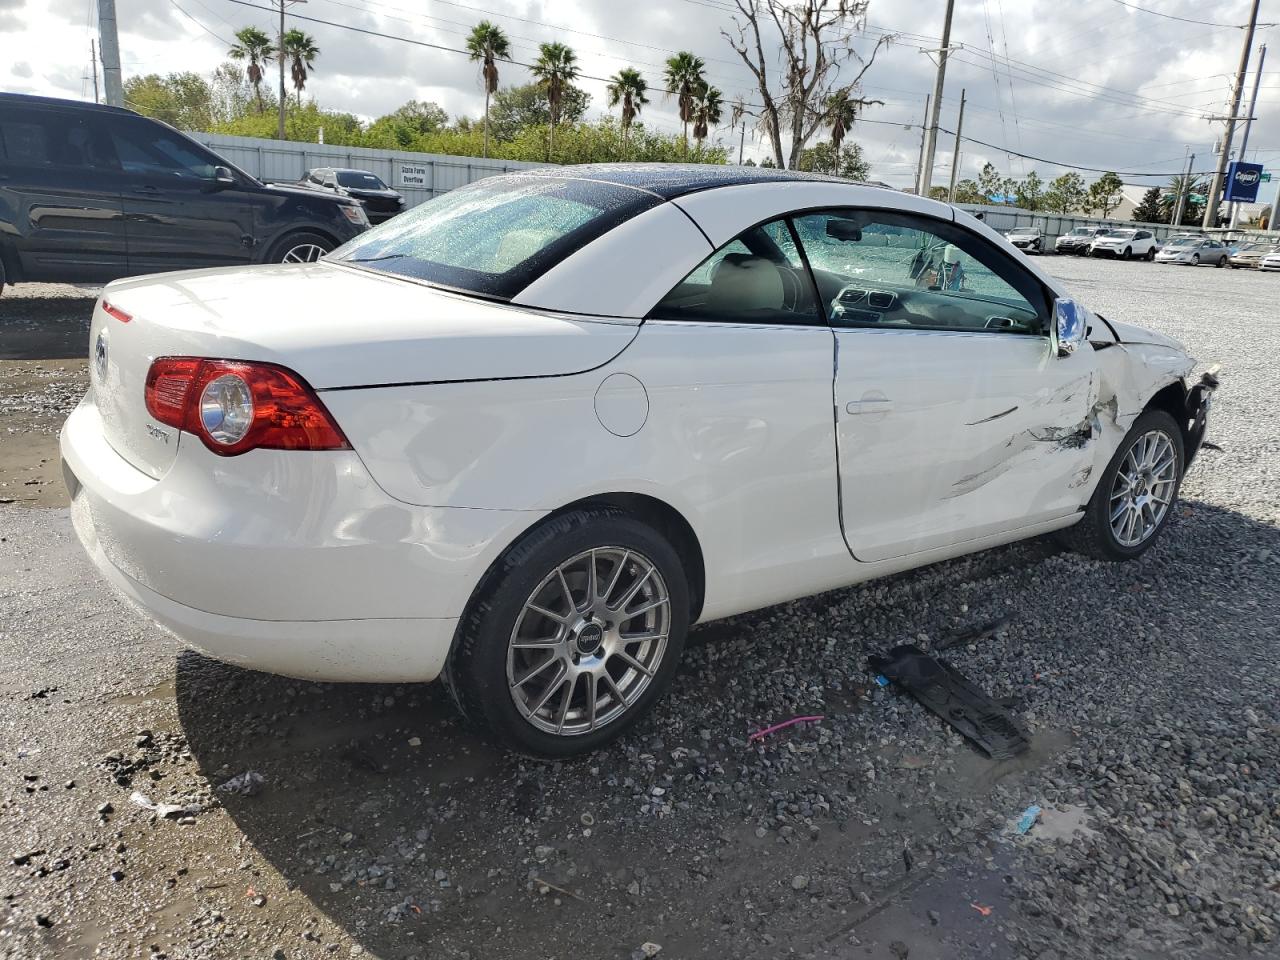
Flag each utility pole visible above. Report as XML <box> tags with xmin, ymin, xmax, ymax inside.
<box><xmin>1202</xmin><ymin>0</ymin><xmax>1262</xmax><ymax>228</ymax></box>
<box><xmin>738</xmin><ymin>121</ymin><xmax>745</xmax><ymax>165</ymax></box>
<box><xmin>274</xmin><ymin>0</ymin><xmax>307</xmax><ymax>140</ymax></box>
<box><xmin>96</xmin><ymin>0</ymin><xmax>123</xmax><ymax>108</ymax></box>
<box><xmin>912</xmin><ymin>94</ymin><xmax>930</xmax><ymax>194</ymax></box>
<box><xmin>1230</xmin><ymin>42</ymin><xmax>1267</xmax><ymax>228</ymax></box>
<box><xmin>89</xmin><ymin>40</ymin><xmax>100</xmax><ymax>103</ymax></box>
<box><xmin>1171</xmin><ymin>149</ymin><xmax>1194</xmax><ymax>228</ymax></box>
<box><xmin>918</xmin><ymin>0</ymin><xmax>957</xmax><ymax>196</ymax></box>
<box><xmin>948</xmin><ymin>88</ymin><xmax>966</xmax><ymax>203</ymax></box>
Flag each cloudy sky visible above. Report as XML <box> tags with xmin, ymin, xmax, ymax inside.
<box><xmin>4</xmin><ymin>0</ymin><xmax>1278</xmax><ymax>205</ymax></box>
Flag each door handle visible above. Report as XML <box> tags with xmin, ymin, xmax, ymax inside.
<box><xmin>846</xmin><ymin>395</ymin><xmax>893</xmax><ymax>415</ymax></box>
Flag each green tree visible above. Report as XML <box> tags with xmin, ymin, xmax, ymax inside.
<box><xmin>951</xmin><ymin>179</ymin><xmax>983</xmax><ymax>204</ymax></box>
<box><xmin>1014</xmin><ymin>170</ymin><xmax>1043</xmax><ymax>211</ymax></box>
<box><xmin>466</xmin><ymin>21</ymin><xmax>510</xmax><ymax>159</ymax></box>
<box><xmin>1086</xmin><ymin>171</ymin><xmax>1124</xmax><ymax>217</ymax></box>
<box><xmin>796</xmin><ymin>140</ymin><xmax>870</xmax><ymax>180</ymax></box>
<box><xmin>1043</xmin><ymin>172</ymin><xmax>1087</xmax><ymax>214</ymax></box>
<box><xmin>123</xmin><ymin>72</ymin><xmax>215</xmax><ymax>130</ymax></box>
<box><xmin>1165</xmin><ymin>174</ymin><xmax>1208</xmax><ymax>225</ymax></box>
<box><xmin>363</xmin><ymin>101</ymin><xmax>449</xmax><ymax>149</ymax></box>
<box><xmin>606</xmin><ymin>67</ymin><xmax>649</xmax><ymax>157</ymax></box>
<box><xmin>928</xmin><ymin>185</ymin><xmax>950</xmax><ymax>201</ymax></box>
<box><xmin>487</xmin><ymin>82</ymin><xmax>590</xmax><ymax>142</ymax></box>
<box><xmin>1132</xmin><ymin>186</ymin><xmax>1166</xmax><ymax>223</ymax></box>
<box><xmin>691</xmin><ymin>83</ymin><xmax>723</xmax><ymax>149</ymax></box>
<box><xmin>281</xmin><ymin>29</ymin><xmax>318</xmax><ymax>106</ymax></box>
<box><xmin>663</xmin><ymin>51</ymin><xmax>706</xmax><ymax>156</ymax></box>
<box><xmin>227</xmin><ymin>26</ymin><xmax>274</xmax><ymax>112</ymax></box>
<box><xmin>530</xmin><ymin>42</ymin><xmax>580</xmax><ymax>161</ymax></box>
<box><xmin>977</xmin><ymin>162</ymin><xmax>1003</xmax><ymax>203</ymax></box>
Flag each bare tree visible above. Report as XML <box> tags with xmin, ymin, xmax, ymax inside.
<box><xmin>722</xmin><ymin>0</ymin><xmax>891</xmax><ymax>169</ymax></box>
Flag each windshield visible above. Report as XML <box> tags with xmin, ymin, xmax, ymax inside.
<box><xmin>330</xmin><ymin>175</ymin><xmax>661</xmax><ymax>299</ymax></box>
<box><xmin>337</xmin><ymin>171</ymin><xmax>388</xmax><ymax>190</ymax></box>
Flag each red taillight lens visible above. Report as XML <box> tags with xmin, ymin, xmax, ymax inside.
<box><xmin>144</xmin><ymin>358</ymin><xmax>350</xmax><ymax>456</ymax></box>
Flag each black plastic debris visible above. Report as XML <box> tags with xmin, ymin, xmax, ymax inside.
<box><xmin>936</xmin><ymin>614</ymin><xmax>1013</xmax><ymax>652</ymax></box>
<box><xmin>868</xmin><ymin>644</ymin><xmax>1030</xmax><ymax>760</ymax></box>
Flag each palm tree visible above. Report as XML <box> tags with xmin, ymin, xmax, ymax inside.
<box><xmin>606</xmin><ymin>67</ymin><xmax>648</xmax><ymax>158</ymax></box>
<box><xmin>691</xmin><ymin>83</ymin><xmax>723</xmax><ymax>151</ymax></box>
<box><xmin>530</xmin><ymin>42</ymin><xmax>579</xmax><ymax>161</ymax></box>
<box><xmin>466</xmin><ymin>21</ymin><xmax>510</xmax><ymax>159</ymax></box>
<box><xmin>826</xmin><ymin>91</ymin><xmax>861</xmax><ymax>174</ymax></box>
<box><xmin>228</xmin><ymin>26</ymin><xmax>275</xmax><ymax>113</ymax></box>
<box><xmin>663</xmin><ymin>51</ymin><xmax>705</xmax><ymax>156</ymax></box>
<box><xmin>281</xmin><ymin>29</ymin><xmax>319</xmax><ymax>107</ymax></box>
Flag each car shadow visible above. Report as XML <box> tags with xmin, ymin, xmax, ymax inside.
<box><xmin>0</xmin><ymin>287</ymin><xmax>97</xmax><ymax>361</ymax></box>
<box><xmin>173</xmin><ymin>490</ymin><xmax>1279</xmax><ymax>959</ymax></box>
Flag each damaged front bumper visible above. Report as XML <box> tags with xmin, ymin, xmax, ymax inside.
<box><xmin>1184</xmin><ymin>365</ymin><xmax>1220</xmax><ymax>467</ymax></box>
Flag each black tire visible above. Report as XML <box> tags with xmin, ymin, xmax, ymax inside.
<box><xmin>1122</xmin><ymin>247</ymin><xmax>1132</xmax><ymax>260</ymax></box>
<box><xmin>445</xmin><ymin>507</ymin><xmax>691</xmax><ymax>756</ymax></box>
<box><xmin>1215</xmin><ymin>255</ymin><xmax>1226</xmax><ymax>268</ymax></box>
<box><xmin>265</xmin><ymin>230</ymin><xmax>335</xmax><ymax>264</ymax></box>
<box><xmin>1146</xmin><ymin>248</ymin><xmax>1156</xmax><ymax>261</ymax></box>
<box><xmin>1059</xmin><ymin>409</ymin><xmax>1185</xmax><ymax>561</ymax></box>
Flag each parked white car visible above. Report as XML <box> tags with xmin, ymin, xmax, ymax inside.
<box><xmin>60</xmin><ymin>166</ymin><xmax>1218</xmax><ymax>754</ymax></box>
<box><xmin>1260</xmin><ymin>250</ymin><xmax>1280</xmax><ymax>272</ymax></box>
<box><xmin>1155</xmin><ymin>236</ymin><xmax>1229</xmax><ymax>266</ymax></box>
<box><xmin>1004</xmin><ymin>226</ymin><xmax>1043</xmax><ymax>254</ymax></box>
<box><xmin>1090</xmin><ymin>228</ymin><xmax>1159</xmax><ymax>261</ymax></box>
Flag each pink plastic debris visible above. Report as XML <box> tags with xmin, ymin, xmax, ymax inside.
<box><xmin>747</xmin><ymin>715</ymin><xmax>824</xmax><ymax>743</ymax></box>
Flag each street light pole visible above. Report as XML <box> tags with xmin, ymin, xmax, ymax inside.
<box><xmin>275</xmin><ymin>0</ymin><xmax>306</xmax><ymax>140</ymax></box>
<box><xmin>1171</xmin><ymin>149</ymin><xmax>1194</xmax><ymax>228</ymax></box>
<box><xmin>918</xmin><ymin>0</ymin><xmax>956</xmax><ymax>196</ymax></box>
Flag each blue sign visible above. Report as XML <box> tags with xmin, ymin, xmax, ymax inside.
<box><xmin>1224</xmin><ymin>161</ymin><xmax>1264</xmax><ymax>203</ymax></box>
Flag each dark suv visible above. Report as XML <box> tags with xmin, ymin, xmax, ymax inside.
<box><xmin>0</xmin><ymin>94</ymin><xmax>370</xmax><ymax>290</ymax></box>
<box><xmin>298</xmin><ymin>168</ymin><xmax>405</xmax><ymax>223</ymax></box>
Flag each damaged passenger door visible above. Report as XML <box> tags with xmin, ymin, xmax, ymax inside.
<box><xmin>791</xmin><ymin>209</ymin><xmax>1099</xmax><ymax>563</ymax></box>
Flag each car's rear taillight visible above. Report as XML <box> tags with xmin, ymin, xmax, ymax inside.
<box><xmin>144</xmin><ymin>358</ymin><xmax>349</xmax><ymax>456</ymax></box>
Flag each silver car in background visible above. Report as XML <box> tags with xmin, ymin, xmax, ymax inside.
<box><xmin>1155</xmin><ymin>237</ymin><xmax>1229</xmax><ymax>267</ymax></box>
<box><xmin>1228</xmin><ymin>241</ymin><xmax>1280</xmax><ymax>269</ymax></box>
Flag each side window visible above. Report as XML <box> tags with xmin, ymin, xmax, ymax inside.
<box><xmin>0</xmin><ymin>108</ymin><xmax>117</xmax><ymax>169</ymax></box>
<box><xmin>650</xmin><ymin>218</ymin><xmax>818</xmax><ymax>325</ymax></box>
<box><xmin>791</xmin><ymin>209</ymin><xmax>1048</xmax><ymax>336</ymax></box>
<box><xmin>110</xmin><ymin>119</ymin><xmax>216</xmax><ymax>179</ymax></box>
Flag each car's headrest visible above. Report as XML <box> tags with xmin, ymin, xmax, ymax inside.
<box><xmin>707</xmin><ymin>253</ymin><xmax>784</xmax><ymax>313</ymax></box>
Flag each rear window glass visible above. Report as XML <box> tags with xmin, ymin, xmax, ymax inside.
<box><xmin>330</xmin><ymin>175</ymin><xmax>661</xmax><ymax>300</ymax></box>
<box><xmin>0</xmin><ymin>108</ymin><xmax>116</xmax><ymax>169</ymax></box>
<box><xmin>337</xmin><ymin>171</ymin><xmax>386</xmax><ymax>189</ymax></box>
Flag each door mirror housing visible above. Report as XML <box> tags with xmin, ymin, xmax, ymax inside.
<box><xmin>206</xmin><ymin>165</ymin><xmax>236</xmax><ymax>191</ymax></box>
<box><xmin>1054</xmin><ymin>298</ymin><xmax>1087</xmax><ymax>356</ymax></box>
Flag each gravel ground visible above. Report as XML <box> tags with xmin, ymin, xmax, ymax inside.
<box><xmin>0</xmin><ymin>259</ymin><xmax>1278</xmax><ymax>960</ymax></box>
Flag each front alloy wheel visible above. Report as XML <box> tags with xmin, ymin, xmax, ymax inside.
<box><xmin>1060</xmin><ymin>409</ymin><xmax>1184</xmax><ymax>561</ymax></box>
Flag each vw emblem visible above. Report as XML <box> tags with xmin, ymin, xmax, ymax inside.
<box><xmin>94</xmin><ymin>331</ymin><xmax>109</xmax><ymax>380</ymax></box>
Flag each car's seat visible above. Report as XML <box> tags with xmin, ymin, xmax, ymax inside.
<box><xmin>707</xmin><ymin>253</ymin><xmax>785</xmax><ymax>314</ymax></box>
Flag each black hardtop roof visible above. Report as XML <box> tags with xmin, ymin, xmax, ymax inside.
<box><xmin>502</xmin><ymin>162</ymin><xmax>890</xmax><ymax>200</ymax></box>
<box><xmin>0</xmin><ymin>92</ymin><xmax>137</xmax><ymax>116</ymax></box>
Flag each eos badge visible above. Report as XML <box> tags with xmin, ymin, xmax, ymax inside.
<box><xmin>94</xmin><ymin>331</ymin><xmax>109</xmax><ymax>381</ymax></box>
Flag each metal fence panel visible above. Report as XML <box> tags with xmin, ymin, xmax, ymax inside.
<box><xmin>189</xmin><ymin>133</ymin><xmax>552</xmax><ymax>208</ymax></box>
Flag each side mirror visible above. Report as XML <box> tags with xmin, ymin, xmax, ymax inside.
<box><xmin>1054</xmin><ymin>298</ymin><xmax>1087</xmax><ymax>357</ymax></box>
<box><xmin>826</xmin><ymin>218</ymin><xmax>862</xmax><ymax>242</ymax></box>
<box><xmin>207</xmin><ymin>165</ymin><xmax>235</xmax><ymax>190</ymax></box>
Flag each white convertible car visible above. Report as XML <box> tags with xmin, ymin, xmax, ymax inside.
<box><xmin>61</xmin><ymin>165</ymin><xmax>1218</xmax><ymax>754</ymax></box>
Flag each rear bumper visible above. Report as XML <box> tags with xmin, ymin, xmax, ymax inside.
<box><xmin>59</xmin><ymin>396</ymin><xmax>544</xmax><ymax>682</ymax></box>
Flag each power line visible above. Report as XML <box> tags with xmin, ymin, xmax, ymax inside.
<box><xmin>939</xmin><ymin>126</ymin><xmax>1221</xmax><ymax>177</ymax></box>
<box><xmin>1098</xmin><ymin>0</ymin><xmax>1267</xmax><ymax>30</ymax></box>
<box><xmin>170</xmin><ymin>0</ymin><xmax>234</xmax><ymax>46</ymax></box>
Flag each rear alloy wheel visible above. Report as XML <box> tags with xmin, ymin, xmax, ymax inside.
<box><xmin>268</xmin><ymin>231</ymin><xmax>335</xmax><ymax>264</ymax></box>
<box><xmin>445</xmin><ymin>508</ymin><xmax>690</xmax><ymax>755</ymax></box>
<box><xmin>1123</xmin><ymin>247</ymin><xmax>1132</xmax><ymax>260</ymax></box>
<box><xmin>1059</xmin><ymin>409</ymin><xmax>1184</xmax><ymax>561</ymax></box>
